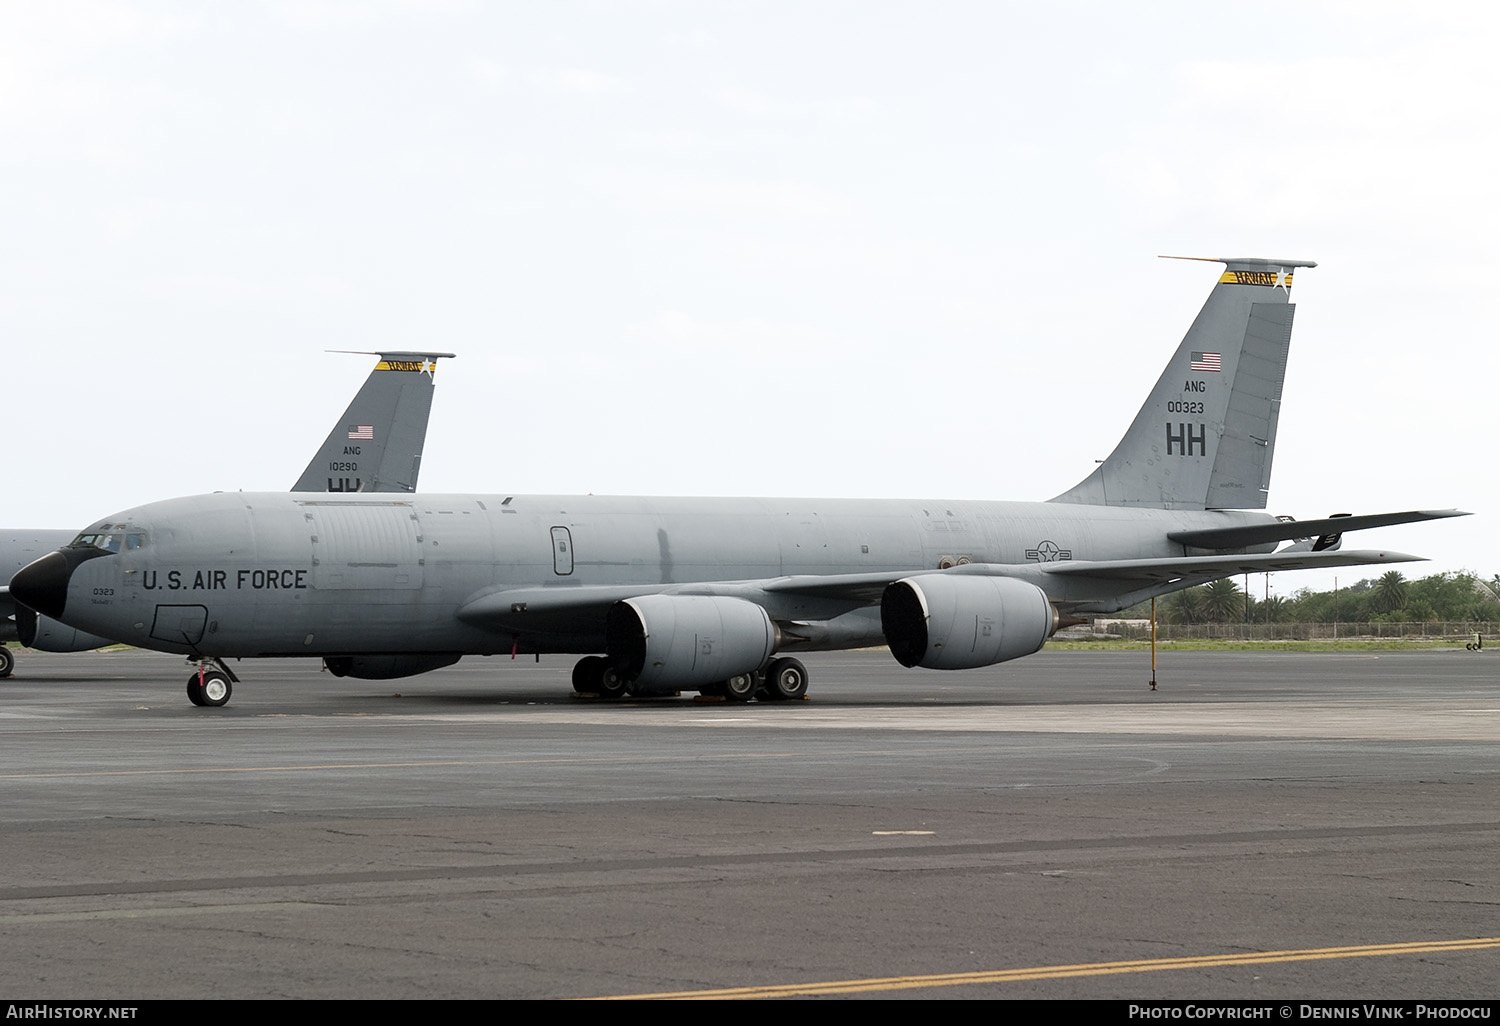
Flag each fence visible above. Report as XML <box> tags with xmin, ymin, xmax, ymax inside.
<box><xmin>1072</xmin><ymin>621</ymin><xmax>1500</xmax><ymax>643</ymax></box>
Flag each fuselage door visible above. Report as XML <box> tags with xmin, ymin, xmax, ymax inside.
<box><xmin>551</xmin><ymin>526</ymin><xmax>574</xmax><ymax>576</ymax></box>
<box><xmin>150</xmin><ymin>604</ymin><xmax>208</xmax><ymax>647</ymax></box>
<box><xmin>304</xmin><ymin>501</ymin><xmax>424</xmax><ymax>590</ymax></box>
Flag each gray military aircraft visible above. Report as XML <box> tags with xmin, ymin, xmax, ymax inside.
<box><xmin>10</xmin><ymin>259</ymin><xmax>1464</xmax><ymax>707</ymax></box>
<box><xmin>0</xmin><ymin>350</ymin><xmax>454</xmax><ymax>678</ymax></box>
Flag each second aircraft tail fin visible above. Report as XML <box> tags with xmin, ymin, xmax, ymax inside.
<box><xmin>1050</xmin><ymin>257</ymin><xmax>1315</xmax><ymax>511</ymax></box>
<box><xmin>292</xmin><ymin>351</ymin><xmax>456</xmax><ymax>493</ymax></box>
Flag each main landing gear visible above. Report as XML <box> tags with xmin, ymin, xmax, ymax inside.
<box><xmin>569</xmin><ymin>655</ymin><xmax>810</xmax><ymax>703</ymax></box>
<box><xmin>0</xmin><ymin>646</ymin><xmax>13</xmax><ymax>679</ymax></box>
<box><xmin>186</xmin><ymin>659</ymin><xmax>238</xmax><ymax>707</ymax></box>
<box><xmin>760</xmin><ymin>657</ymin><xmax>809</xmax><ymax>701</ymax></box>
<box><xmin>570</xmin><ymin>655</ymin><xmax>628</xmax><ymax>700</ymax></box>
<box><xmin>722</xmin><ymin>671</ymin><xmax>759</xmax><ymax>702</ymax></box>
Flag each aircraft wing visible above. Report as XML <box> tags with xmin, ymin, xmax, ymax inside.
<box><xmin>754</xmin><ymin>549</ymin><xmax>1427</xmax><ymax>611</ymax></box>
<box><xmin>456</xmin><ymin>580</ymin><xmax>781</xmax><ymax>637</ymax></box>
<box><xmin>1025</xmin><ymin>548</ymin><xmax>1425</xmax><ymax>583</ymax></box>
<box><xmin>457</xmin><ymin>547</ymin><xmax>1425</xmax><ymax>638</ymax></box>
<box><xmin>460</xmin><ymin>583</ymin><xmax>668</xmax><ymax>630</ymax></box>
<box><xmin>757</xmin><ymin>549</ymin><xmax>1424</xmax><ymax>594</ymax></box>
<box><xmin>458</xmin><ymin>570</ymin><xmax>943</xmax><ymax>630</ymax></box>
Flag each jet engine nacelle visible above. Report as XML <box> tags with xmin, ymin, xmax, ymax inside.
<box><xmin>323</xmin><ymin>653</ymin><xmax>462</xmax><ymax>680</ymax></box>
<box><xmin>881</xmin><ymin>574</ymin><xmax>1056</xmax><ymax>670</ymax></box>
<box><xmin>606</xmin><ymin>594</ymin><xmax>776</xmax><ymax>693</ymax></box>
<box><xmin>14</xmin><ymin>606</ymin><xmax>116</xmax><ymax>653</ymax></box>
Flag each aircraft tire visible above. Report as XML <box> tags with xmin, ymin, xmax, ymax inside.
<box><xmin>0</xmin><ymin>646</ymin><xmax>13</xmax><ymax>679</ymax></box>
<box><xmin>572</xmin><ymin>656</ymin><xmax>629</xmax><ymax>700</ymax></box>
<box><xmin>571</xmin><ymin>656</ymin><xmax>606</xmax><ymax>694</ymax></box>
<box><xmin>597</xmin><ymin>664</ymin><xmax>629</xmax><ymax>701</ymax></box>
<box><xmin>196</xmin><ymin>671</ymin><xmax>232</xmax><ymax>707</ymax></box>
<box><xmin>723</xmin><ymin>672</ymin><xmax>758</xmax><ymax>702</ymax></box>
<box><xmin>763</xmin><ymin>657</ymin><xmax>808</xmax><ymax>701</ymax></box>
<box><xmin>187</xmin><ymin>669</ymin><xmax>231</xmax><ymax>708</ymax></box>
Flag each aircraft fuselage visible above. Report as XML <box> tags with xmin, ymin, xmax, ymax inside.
<box><xmin>28</xmin><ymin>490</ymin><xmax>1276</xmax><ymax>659</ymax></box>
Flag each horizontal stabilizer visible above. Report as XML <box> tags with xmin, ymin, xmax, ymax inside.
<box><xmin>1167</xmin><ymin>510</ymin><xmax>1469</xmax><ymax>550</ymax></box>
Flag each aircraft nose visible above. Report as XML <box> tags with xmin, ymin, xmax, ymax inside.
<box><xmin>10</xmin><ymin>551</ymin><xmax>75</xmax><ymax>620</ymax></box>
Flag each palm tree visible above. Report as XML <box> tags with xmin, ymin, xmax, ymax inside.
<box><xmin>1201</xmin><ymin>578</ymin><xmax>1243</xmax><ymax>622</ymax></box>
<box><xmin>1372</xmin><ymin>571</ymin><xmax>1408</xmax><ymax>613</ymax></box>
<box><xmin>1164</xmin><ymin>587</ymin><xmax>1204</xmax><ymax>624</ymax></box>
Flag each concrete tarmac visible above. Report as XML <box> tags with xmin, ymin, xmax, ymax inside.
<box><xmin>0</xmin><ymin>646</ymin><xmax>1497</xmax><ymax>999</ymax></box>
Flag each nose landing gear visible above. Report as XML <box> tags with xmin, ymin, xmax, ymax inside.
<box><xmin>186</xmin><ymin>658</ymin><xmax>238</xmax><ymax>707</ymax></box>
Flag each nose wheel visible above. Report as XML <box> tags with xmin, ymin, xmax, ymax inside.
<box><xmin>186</xmin><ymin>661</ymin><xmax>235</xmax><ymax>707</ymax></box>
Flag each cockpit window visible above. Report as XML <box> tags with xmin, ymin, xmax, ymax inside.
<box><xmin>72</xmin><ymin>530</ymin><xmax>146</xmax><ymax>553</ymax></box>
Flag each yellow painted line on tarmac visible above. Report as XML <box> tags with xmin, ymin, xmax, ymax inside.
<box><xmin>591</xmin><ymin>937</ymin><xmax>1500</xmax><ymax>999</ymax></box>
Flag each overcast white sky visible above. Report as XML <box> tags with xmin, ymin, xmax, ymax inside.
<box><xmin>2</xmin><ymin>1</ymin><xmax>1493</xmax><ymax>595</ymax></box>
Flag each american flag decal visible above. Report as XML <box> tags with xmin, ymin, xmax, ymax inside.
<box><xmin>1190</xmin><ymin>352</ymin><xmax>1221</xmax><ymax>372</ymax></box>
<box><xmin>347</xmin><ymin>425</ymin><xmax>374</xmax><ymax>440</ymax></box>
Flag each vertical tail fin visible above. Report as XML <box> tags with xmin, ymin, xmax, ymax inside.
<box><xmin>1050</xmin><ymin>257</ymin><xmax>1314</xmax><ymax>510</ymax></box>
<box><xmin>291</xmin><ymin>351</ymin><xmax>456</xmax><ymax>493</ymax></box>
